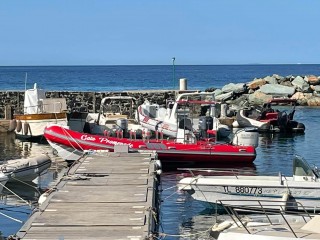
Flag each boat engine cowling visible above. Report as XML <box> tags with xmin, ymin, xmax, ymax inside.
<box><xmin>116</xmin><ymin>118</ymin><xmax>128</xmax><ymax>136</ymax></box>
<box><xmin>198</xmin><ymin>116</ymin><xmax>213</xmax><ymax>138</ymax></box>
<box><xmin>232</xmin><ymin>127</ymin><xmax>259</xmax><ymax>148</ymax></box>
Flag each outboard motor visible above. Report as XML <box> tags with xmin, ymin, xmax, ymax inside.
<box><xmin>198</xmin><ymin>116</ymin><xmax>213</xmax><ymax>138</ymax></box>
<box><xmin>232</xmin><ymin>127</ymin><xmax>259</xmax><ymax>148</ymax></box>
<box><xmin>116</xmin><ymin>118</ymin><xmax>128</xmax><ymax>137</ymax></box>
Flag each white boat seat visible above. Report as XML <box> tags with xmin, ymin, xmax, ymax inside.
<box><xmin>301</xmin><ymin>215</ymin><xmax>320</xmax><ymax>233</ymax></box>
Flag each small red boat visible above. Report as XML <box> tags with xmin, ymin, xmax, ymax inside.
<box><xmin>44</xmin><ymin>124</ymin><xmax>258</xmax><ymax>165</ymax></box>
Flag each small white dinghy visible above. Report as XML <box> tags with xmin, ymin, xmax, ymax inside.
<box><xmin>0</xmin><ymin>154</ymin><xmax>52</xmax><ymax>182</ymax></box>
<box><xmin>178</xmin><ymin>155</ymin><xmax>320</xmax><ymax>212</ymax></box>
<box><xmin>210</xmin><ymin>201</ymin><xmax>320</xmax><ymax>240</ymax></box>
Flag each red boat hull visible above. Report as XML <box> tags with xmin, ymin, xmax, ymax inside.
<box><xmin>44</xmin><ymin>125</ymin><xmax>256</xmax><ymax>164</ymax></box>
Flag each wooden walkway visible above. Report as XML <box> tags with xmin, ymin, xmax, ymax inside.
<box><xmin>17</xmin><ymin>151</ymin><xmax>160</xmax><ymax>240</ymax></box>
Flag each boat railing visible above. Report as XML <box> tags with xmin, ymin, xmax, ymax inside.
<box><xmin>216</xmin><ymin>199</ymin><xmax>314</xmax><ymax>238</ymax></box>
<box><xmin>22</xmin><ymin>99</ymin><xmax>67</xmax><ymax>114</ymax></box>
<box><xmin>177</xmin><ymin>167</ymin><xmax>257</xmax><ymax>178</ymax></box>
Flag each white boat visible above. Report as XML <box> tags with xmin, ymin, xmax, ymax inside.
<box><xmin>85</xmin><ymin>96</ymin><xmax>144</xmax><ymax>137</ymax></box>
<box><xmin>8</xmin><ymin>83</ymin><xmax>68</xmax><ymax>142</ymax></box>
<box><xmin>234</xmin><ymin>99</ymin><xmax>305</xmax><ymax>133</ymax></box>
<box><xmin>178</xmin><ymin>155</ymin><xmax>320</xmax><ymax>212</ymax></box>
<box><xmin>210</xmin><ymin>201</ymin><xmax>320</xmax><ymax>240</ymax></box>
<box><xmin>0</xmin><ymin>154</ymin><xmax>52</xmax><ymax>182</ymax></box>
<box><xmin>137</xmin><ymin>92</ymin><xmax>231</xmax><ymax>139</ymax></box>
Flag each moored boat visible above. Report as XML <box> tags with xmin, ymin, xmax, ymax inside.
<box><xmin>85</xmin><ymin>96</ymin><xmax>143</xmax><ymax>136</ymax></box>
<box><xmin>1</xmin><ymin>154</ymin><xmax>52</xmax><ymax>182</ymax></box>
<box><xmin>8</xmin><ymin>83</ymin><xmax>68</xmax><ymax>142</ymax></box>
<box><xmin>138</xmin><ymin>92</ymin><xmax>231</xmax><ymax>139</ymax></box>
<box><xmin>234</xmin><ymin>98</ymin><xmax>305</xmax><ymax>133</ymax></box>
<box><xmin>178</xmin><ymin>155</ymin><xmax>320</xmax><ymax>212</ymax></box>
<box><xmin>210</xmin><ymin>202</ymin><xmax>320</xmax><ymax>240</ymax></box>
<box><xmin>44</xmin><ymin>124</ymin><xmax>259</xmax><ymax>165</ymax></box>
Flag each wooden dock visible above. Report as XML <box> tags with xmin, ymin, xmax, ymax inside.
<box><xmin>17</xmin><ymin>150</ymin><xmax>160</xmax><ymax>240</ymax></box>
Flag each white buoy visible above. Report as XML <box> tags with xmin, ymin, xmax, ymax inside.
<box><xmin>220</xmin><ymin>104</ymin><xmax>228</xmax><ymax>118</ymax></box>
<box><xmin>179</xmin><ymin>78</ymin><xmax>187</xmax><ymax>90</ymax></box>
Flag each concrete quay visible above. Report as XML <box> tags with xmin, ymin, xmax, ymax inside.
<box><xmin>16</xmin><ymin>151</ymin><xmax>161</xmax><ymax>240</ymax></box>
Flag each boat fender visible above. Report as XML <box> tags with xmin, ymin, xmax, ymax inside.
<box><xmin>23</xmin><ymin>122</ymin><xmax>30</xmax><ymax>135</ymax></box>
<box><xmin>280</xmin><ymin>191</ymin><xmax>291</xmax><ymax>212</ymax></box>
<box><xmin>211</xmin><ymin>221</ymin><xmax>233</xmax><ymax>232</ymax></box>
<box><xmin>38</xmin><ymin>192</ymin><xmax>49</xmax><ymax>205</ymax></box>
<box><xmin>232</xmin><ymin>120</ymin><xmax>239</xmax><ymax>128</ymax></box>
<box><xmin>8</xmin><ymin>119</ymin><xmax>17</xmax><ymax>131</ymax></box>
<box><xmin>155</xmin><ymin>159</ymin><xmax>162</xmax><ymax>170</ymax></box>
<box><xmin>16</xmin><ymin>120</ymin><xmax>22</xmax><ymax>133</ymax></box>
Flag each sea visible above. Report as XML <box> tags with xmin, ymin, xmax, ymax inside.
<box><xmin>0</xmin><ymin>64</ymin><xmax>320</xmax><ymax>239</ymax></box>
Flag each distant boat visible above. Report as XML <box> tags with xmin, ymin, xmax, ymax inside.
<box><xmin>1</xmin><ymin>154</ymin><xmax>52</xmax><ymax>182</ymax></box>
<box><xmin>234</xmin><ymin>98</ymin><xmax>305</xmax><ymax>133</ymax></box>
<box><xmin>138</xmin><ymin>92</ymin><xmax>231</xmax><ymax>139</ymax></box>
<box><xmin>83</xmin><ymin>96</ymin><xmax>143</xmax><ymax>136</ymax></box>
<box><xmin>8</xmin><ymin>83</ymin><xmax>68</xmax><ymax>142</ymax></box>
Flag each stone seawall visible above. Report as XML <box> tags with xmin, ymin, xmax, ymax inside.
<box><xmin>0</xmin><ymin>90</ymin><xmax>179</xmax><ymax>118</ymax></box>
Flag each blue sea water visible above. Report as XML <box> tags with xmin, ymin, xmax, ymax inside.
<box><xmin>0</xmin><ymin>64</ymin><xmax>319</xmax><ymax>91</ymax></box>
<box><xmin>1</xmin><ymin>64</ymin><xmax>320</xmax><ymax>239</ymax></box>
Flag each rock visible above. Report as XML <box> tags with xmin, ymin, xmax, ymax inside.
<box><xmin>292</xmin><ymin>76</ymin><xmax>310</xmax><ymax>92</ymax></box>
<box><xmin>311</xmin><ymin>85</ymin><xmax>320</xmax><ymax>93</ymax></box>
<box><xmin>213</xmin><ymin>89</ymin><xmax>222</xmax><ymax>96</ymax></box>
<box><xmin>307</xmin><ymin>97</ymin><xmax>320</xmax><ymax>106</ymax></box>
<box><xmin>259</xmin><ymin>84</ymin><xmax>296</xmax><ymax>96</ymax></box>
<box><xmin>221</xmin><ymin>83</ymin><xmax>246</xmax><ymax>93</ymax></box>
<box><xmin>228</xmin><ymin>94</ymin><xmax>249</xmax><ymax>107</ymax></box>
<box><xmin>264</xmin><ymin>76</ymin><xmax>278</xmax><ymax>84</ymax></box>
<box><xmin>247</xmin><ymin>78</ymin><xmax>266</xmax><ymax>90</ymax></box>
<box><xmin>305</xmin><ymin>75</ymin><xmax>319</xmax><ymax>85</ymax></box>
<box><xmin>248</xmin><ymin>91</ymin><xmax>273</xmax><ymax>105</ymax></box>
<box><xmin>205</xmin><ymin>87</ymin><xmax>216</xmax><ymax>92</ymax></box>
<box><xmin>290</xmin><ymin>92</ymin><xmax>309</xmax><ymax>106</ymax></box>
<box><xmin>215</xmin><ymin>91</ymin><xmax>234</xmax><ymax>102</ymax></box>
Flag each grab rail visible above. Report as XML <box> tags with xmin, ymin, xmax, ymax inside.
<box><xmin>215</xmin><ymin>199</ymin><xmax>314</xmax><ymax>238</ymax></box>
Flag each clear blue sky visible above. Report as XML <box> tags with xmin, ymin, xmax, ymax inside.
<box><xmin>1</xmin><ymin>0</ymin><xmax>319</xmax><ymax>65</ymax></box>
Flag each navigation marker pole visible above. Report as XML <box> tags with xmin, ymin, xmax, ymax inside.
<box><xmin>172</xmin><ymin>57</ymin><xmax>175</xmax><ymax>89</ymax></box>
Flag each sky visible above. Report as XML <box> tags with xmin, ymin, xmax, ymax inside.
<box><xmin>0</xmin><ymin>0</ymin><xmax>319</xmax><ymax>65</ymax></box>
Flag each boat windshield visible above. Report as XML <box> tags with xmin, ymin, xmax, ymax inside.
<box><xmin>293</xmin><ymin>155</ymin><xmax>318</xmax><ymax>177</ymax></box>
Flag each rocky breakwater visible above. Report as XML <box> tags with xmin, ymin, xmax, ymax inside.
<box><xmin>208</xmin><ymin>74</ymin><xmax>320</xmax><ymax>107</ymax></box>
<box><xmin>0</xmin><ymin>90</ymin><xmax>177</xmax><ymax>119</ymax></box>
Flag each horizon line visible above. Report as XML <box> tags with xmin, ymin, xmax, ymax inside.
<box><xmin>0</xmin><ymin>63</ymin><xmax>319</xmax><ymax>67</ymax></box>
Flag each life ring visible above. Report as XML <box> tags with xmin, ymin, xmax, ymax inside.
<box><xmin>8</xmin><ymin>119</ymin><xmax>17</xmax><ymax>131</ymax></box>
<box><xmin>16</xmin><ymin>120</ymin><xmax>22</xmax><ymax>133</ymax></box>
